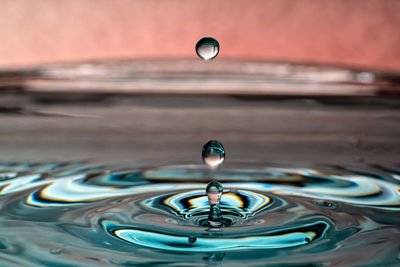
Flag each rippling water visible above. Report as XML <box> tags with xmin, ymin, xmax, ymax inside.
<box><xmin>0</xmin><ymin>161</ymin><xmax>399</xmax><ymax>266</ymax></box>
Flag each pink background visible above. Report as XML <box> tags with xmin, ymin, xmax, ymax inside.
<box><xmin>1</xmin><ymin>0</ymin><xmax>399</xmax><ymax>71</ymax></box>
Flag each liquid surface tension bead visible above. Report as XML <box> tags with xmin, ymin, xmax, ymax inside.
<box><xmin>202</xmin><ymin>140</ymin><xmax>225</xmax><ymax>168</ymax></box>
<box><xmin>196</xmin><ymin>37</ymin><xmax>220</xmax><ymax>60</ymax></box>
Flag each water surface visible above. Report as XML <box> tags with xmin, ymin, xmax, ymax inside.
<box><xmin>0</xmin><ymin>161</ymin><xmax>399</xmax><ymax>266</ymax></box>
<box><xmin>0</xmin><ymin>60</ymin><xmax>399</xmax><ymax>266</ymax></box>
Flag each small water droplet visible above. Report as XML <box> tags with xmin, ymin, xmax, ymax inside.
<box><xmin>49</xmin><ymin>248</ymin><xmax>62</xmax><ymax>255</ymax></box>
<box><xmin>196</xmin><ymin>37</ymin><xmax>219</xmax><ymax>60</ymax></box>
<box><xmin>202</xmin><ymin>140</ymin><xmax>225</xmax><ymax>168</ymax></box>
<box><xmin>188</xmin><ymin>236</ymin><xmax>197</xmax><ymax>243</ymax></box>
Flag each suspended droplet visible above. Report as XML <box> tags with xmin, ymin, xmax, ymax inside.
<box><xmin>196</xmin><ymin>37</ymin><xmax>220</xmax><ymax>60</ymax></box>
<box><xmin>202</xmin><ymin>140</ymin><xmax>225</xmax><ymax>168</ymax></box>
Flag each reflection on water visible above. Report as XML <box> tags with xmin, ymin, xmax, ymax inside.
<box><xmin>202</xmin><ymin>140</ymin><xmax>225</xmax><ymax>169</ymax></box>
<box><xmin>0</xmin><ymin>161</ymin><xmax>399</xmax><ymax>266</ymax></box>
<box><xmin>0</xmin><ymin>60</ymin><xmax>399</xmax><ymax>266</ymax></box>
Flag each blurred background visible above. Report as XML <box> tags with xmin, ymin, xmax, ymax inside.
<box><xmin>1</xmin><ymin>0</ymin><xmax>400</xmax><ymax>71</ymax></box>
<box><xmin>0</xmin><ymin>0</ymin><xmax>399</xmax><ymax>166</ymax></box>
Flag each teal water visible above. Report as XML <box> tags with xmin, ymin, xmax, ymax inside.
<box><xmin>0</xmin><ymin>161</ymin><xmax>399</xmax><ymax>266</ymax></box>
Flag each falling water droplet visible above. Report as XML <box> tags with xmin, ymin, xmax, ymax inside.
<box><xmin>202</xmin><ymin>140</ymin><xmax>225</xmax><ymax>168</ymax></box>
<box><xmin>196</xmin><ymin>37</ymin><xmax>220</xmax><ymax>60</ymax></box>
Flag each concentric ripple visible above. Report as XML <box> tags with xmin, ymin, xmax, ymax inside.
<box><xmin>143</xmin><ymin>189</ymin><xmax>272</xmax><ymax>221</ymax></box>
<box><xmin>103</xmin><ymin>220</ymin><xmax>327</xmax><ymax>252</ymax></box>
<box><xmin>0</xmin><ymin>162</ymin><xmax>400</xmax><ymax>266</ymax></box>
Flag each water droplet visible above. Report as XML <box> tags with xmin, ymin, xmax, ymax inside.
<box><xmin>49</xmin><ymin>248</ymin><xmax>62</xmax><ymax>255</ymax></box>
<box><xmin>202</xmin><ymin>140</ymin><xmax>225</xmax><ymax>168</ymax></box>
<box><xmin>196</xmin><ymin>37</ymin><xmax>219</xmax><ymax>60</ymax></box>
<box><xmin>188</xmin><ymin>236</ymin><xmax>197</xmax><ymax>243</ymax></box>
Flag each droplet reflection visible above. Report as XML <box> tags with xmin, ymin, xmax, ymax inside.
<box><xmin>196</xmin><ymin>37</ymin><xmax>220</xmax><ymax>60</ymax></box>
<box><xmin>202</xmin><ymin>140</ymin><xmax>225</xmax><ymax>168</ymax></box>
